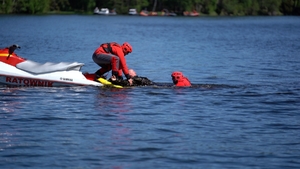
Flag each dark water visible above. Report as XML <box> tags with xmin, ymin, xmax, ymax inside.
<box><xmin>1</xmin><ymin>15</ymin><xmax>300</xmax><ymax>168</ymax></box>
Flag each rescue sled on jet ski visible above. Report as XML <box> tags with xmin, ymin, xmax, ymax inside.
<box><xmin>0</xmin><ymin>44</ymin><xmax>103</xmax><ymax>87</ymax></box>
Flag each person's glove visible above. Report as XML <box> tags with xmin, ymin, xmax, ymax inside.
<box><xmin>125</xmin><ymin>74</ymin><xmax>132</xmax><ymax>80</ymax></box>
<box><xmin>112</xmin><ymin>71</ymin><xmax>118</xmax><ymax>76</ymax></box>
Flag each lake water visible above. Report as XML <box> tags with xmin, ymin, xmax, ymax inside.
<box><xmin>0</xmin><ymin>15</ymin><xmax>300</xmax><ymax>169</ymax></box>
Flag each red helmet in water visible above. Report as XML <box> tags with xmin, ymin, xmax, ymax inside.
<box><xmin>171</xmin><ymin>71</ymin><xmax>191</xmax><ymax>87</ymax></box>
<box><xmin>171</xmin><ymin>71</ymin><xmax>184</xmax><ymax>80</ymax></box>
<box><xmin>122</xmin><ymin>42</ymin><xmax>132</xmax><ymax>55</ymax></box>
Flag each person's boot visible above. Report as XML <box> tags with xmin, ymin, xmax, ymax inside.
<box><xmin>94</xmin><ymin>69</ymin><xmax>107</xmax><ymax>81</ymax></box>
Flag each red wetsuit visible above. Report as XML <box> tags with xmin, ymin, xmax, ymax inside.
<box><xmin>175</xmin><ymin>77</ymin><xmax>191</xmax><ymax>87</ymax></box>
<box><xmin>171</xmin><ymin>71</ymin><xmax>191</xmax><ymax>87</ymax></box>
<box><xmin>93</xmin><ymin>42</ymin><xmax>130</xmax><ymax>78</ymax></box>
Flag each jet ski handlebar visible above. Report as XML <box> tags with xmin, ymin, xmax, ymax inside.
<box><xmin>8</xmin><ymin>44</ymin><xmax>21</xmax><ymax>54</ymax></box>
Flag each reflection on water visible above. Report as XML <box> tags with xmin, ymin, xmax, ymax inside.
<box><xmin>1</xmin><ymin>81</ymin><xmax>300</xmax><ymax>168</ymax></box>
<box><xmin>1</xmin><ymin>88</ymin><xmax>22</xmax><ymax>113</ymax></box>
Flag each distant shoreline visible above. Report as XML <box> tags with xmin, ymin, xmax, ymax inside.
<box><xmin>0</xmin><ymin>12</ymin><xmax>287</xmax><ymax>16</ymax></box>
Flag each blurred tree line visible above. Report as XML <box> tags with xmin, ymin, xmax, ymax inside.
<box><xmin>0</xmin><ymin>0</ymin><xmax>299</xmax><ymax>15</ymax></box>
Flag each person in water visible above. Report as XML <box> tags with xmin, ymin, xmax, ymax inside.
<box><xmin>93</xmin><ymin>42</ymin><xmax>133</xmax><ymax>85</ymax></box>
<box><xmin>171</xmin><ymin>71</ymin><xmax>191</xmax><ymax>87</ymax></box>
<box><xmin>110</xmin><ymin>69</ymin><xmax>191</xmax><ymax>87</ymax></box>
<box><xmin>110</xmin><ymin>69</ymin><xmax>154</xmax><ymax>86</ymax></box>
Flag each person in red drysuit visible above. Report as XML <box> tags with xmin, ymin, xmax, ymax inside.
<box><xmin>171</xmin><ymin>71</ymin><xmax>191</xmax><ymax>87</ymax></box>
<box><xmin>93</xmin><ymin>42</ymin><xmax>133</xmax><ymax>85</ymax></box>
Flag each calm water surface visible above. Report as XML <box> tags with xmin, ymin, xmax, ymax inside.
<box><xmin>0</xmin><ymin>15</ymin><xmax>300</xmax><ymax>169</ymax></box>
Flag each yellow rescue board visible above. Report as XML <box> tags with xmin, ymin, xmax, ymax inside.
<box><xmin>97</xmin><ymin>78</ymin><xmax>123</xmax><ymax>88</ymax></box>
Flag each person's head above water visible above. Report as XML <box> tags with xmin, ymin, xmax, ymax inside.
<box><xmin>171</xmin><ymin>71</ymin><xmax>191</xmax><ymax>87</ymax></box>
<box><xmin>171</xmin><ymin>71</ymin><xmax>183</xmax><ymax>80</ymax></box>
<box><xmin>128</xmin><ymin>69</ymin><xmax>137</xmax><ymax>77</ymax></box>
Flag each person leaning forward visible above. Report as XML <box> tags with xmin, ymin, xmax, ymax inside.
<box><xmin>92</xmin><ymin>42</ymin><xmax>133</xmax><ymax>85</ymax></box>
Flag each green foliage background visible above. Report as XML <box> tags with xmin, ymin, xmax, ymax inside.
<box><xmin>1</xmin><ymin>0</ymin><xmax>299</xmax><ymax>15</ymax></box>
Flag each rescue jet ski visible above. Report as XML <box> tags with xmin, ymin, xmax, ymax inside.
<box><xmin>0</xmin><ymin>44</ymin><xmax>102</xmax><ymax>87</ymax></box>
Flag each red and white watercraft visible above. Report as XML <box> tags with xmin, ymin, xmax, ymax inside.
<box><xmin>0</xmin><ymin>44</ymin><xmax>102</xmax><ymax>87</ymax></box>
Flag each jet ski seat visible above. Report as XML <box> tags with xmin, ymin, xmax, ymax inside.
<box><xmin>16</xmin><ymin>60</ymin><xmax>84</xmax><ymax>74</ymax></box>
